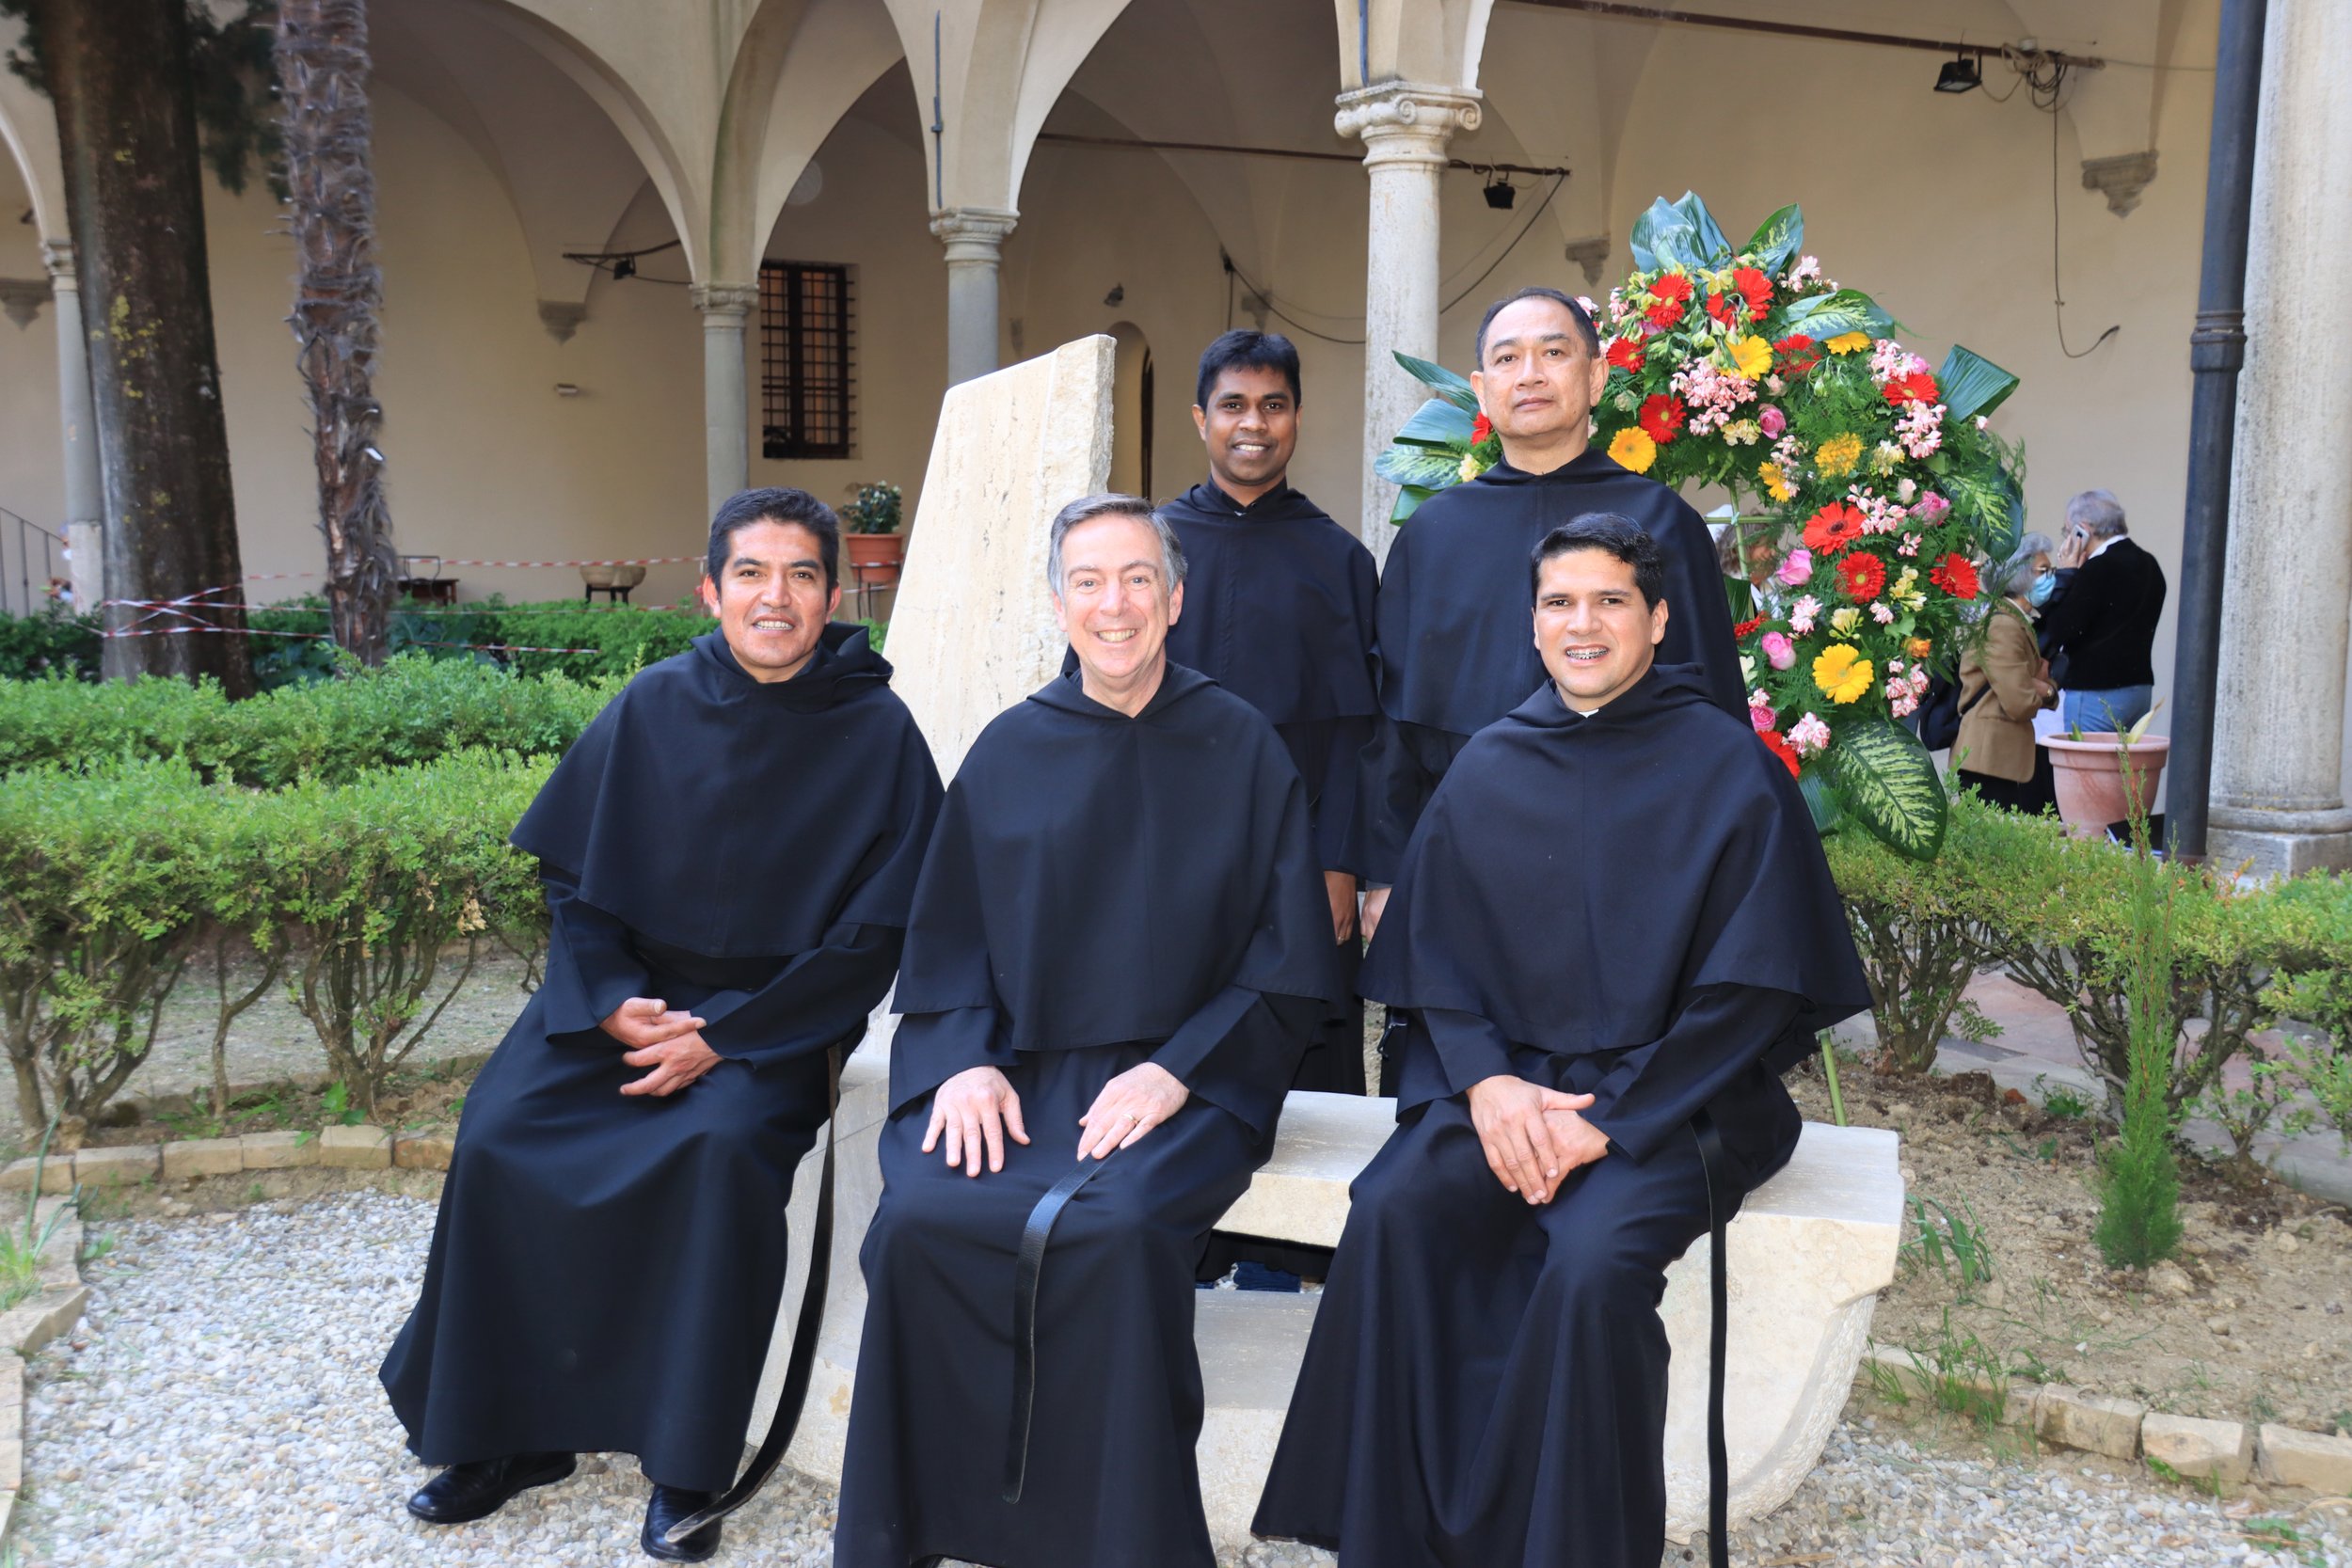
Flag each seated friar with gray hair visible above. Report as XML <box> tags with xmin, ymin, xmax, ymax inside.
<box><xmin>2042</xmin><ymin>489</ymin><xmax>2169</xmax><ymax>735</ymax></box>
<box><xmin>834</xmin><ymin>495</ymin><xmax>1341</xmax><ymax>1568</ymax></box>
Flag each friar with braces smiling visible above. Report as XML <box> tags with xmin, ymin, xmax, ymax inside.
<box><xmin>382</xmin><ymin>488</ymin><xmax>944</xmax><ymax>1563</ymax></box>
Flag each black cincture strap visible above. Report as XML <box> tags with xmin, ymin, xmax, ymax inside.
<box><xmin>1691</xmin><ymin>1110</ymin><xmax>1732</xmax><ymax>1568</ymax></box>
<box><xmin>1002</xmin><ymin>1154</ymin><xmax>1116</xmax><ymax>1503</ymax></box>
<box><xmin>664</xmin><ymin>1045</ymin><xmax>846</xmax><ymax>1544</ymax></box>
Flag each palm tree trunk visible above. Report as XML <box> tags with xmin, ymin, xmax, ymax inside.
<box><xmin>276</xmin><ymin>0</ymin><xmax>395</xmax><ymax>664</ymax></box>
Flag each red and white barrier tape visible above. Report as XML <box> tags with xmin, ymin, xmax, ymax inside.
<box><xmin>94</xmin><ymin>623</ymin><xmax>604</xmax><ymax>655</ymax></box>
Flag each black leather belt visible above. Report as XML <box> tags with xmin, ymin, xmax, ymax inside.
<box><xmin>1001</xmin><ymin>1153</ymin><xmax>1116</xmax><ymax>1503</ymax></box>
<box><xmin>1691</xmin><ymin>1108</ymin><xmax>1732</xmax><ymax>1568</ymax></box>
<box><xmin>663</xmin><ymin>1045</ymin><xmax>845</xmax><ymax>1544</ymax></box>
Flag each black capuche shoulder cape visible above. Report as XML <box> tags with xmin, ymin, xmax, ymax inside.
<box><xmin>1375</xmin><ymin>449</ymin><xmax>1747</xmax><ymax>736</ymax></box>
<box><xmin>511</xmin><ymin>624</ymin><xmax>943</xmax><ymax>958</ymax></box>
<box><xmin>889</xmin><ymin>663</ymin><xmax>1339</xmax><ymax>1129</ymax></box>
<box><xmin>1157</xmin><ymin>482</ymin><xmax>1379</xmax><ymax>727</ymax></box>
<box><xmin>1359</xmin><ymin>663</ymin><xmax>1870</xmax><ymax>1064</ymax></box>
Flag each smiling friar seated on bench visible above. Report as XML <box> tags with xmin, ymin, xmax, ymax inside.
<box><xmin>1253</xmin><ymin>515</ymin><xmax>1874</xmax><ymax>1568</ymax></box>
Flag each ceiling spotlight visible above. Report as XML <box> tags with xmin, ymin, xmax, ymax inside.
<box><xmin>1483</xmin><ymin>175</ymin><xmax>1516</xmax><ymax>211</ymax></box>
<box><xmin>1935</xmin><ymin>54</ymin><xmax>1983</xmax><ymax>93</ymax></box>
<box><xmin>1103</xmin><ymin>283</ymin><xmax>1124</xmax><ymax>307</ymax></box>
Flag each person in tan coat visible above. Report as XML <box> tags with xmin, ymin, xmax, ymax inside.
<box><xmin>1953</xmin><ymin>533</ymin><xmax>2058</xmax><ymax>814</ymax></box>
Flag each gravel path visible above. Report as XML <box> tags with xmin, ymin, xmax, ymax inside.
<box><xmin>21</xmin><ymin>1193</ymin><xmax>2348</xmax><ymax>1567</ymax></box>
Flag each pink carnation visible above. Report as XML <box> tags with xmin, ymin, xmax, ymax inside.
<box><xmin>1775</xmin><ymin>548</ymin><xmax>1813</xmax><ymax>587</ymax></box>
<box><xmin>1788</xmin><ymin>713</ymin><xmax>1833</xmax><ymax>754</ymax></box>
<box><xmin>1870</xmin><ymin>602</ymin><xmax>1897</xmax><ymax>625</ymax></box>
<box><xmin>1761</xmin><ymin>630</ymin><xmax>1796</xmax><ymax>670</ymax></box>
<box><xmin>1788</xmin><ymin>594</ymin><xmax>1821</xmax><ymax>636</ymax></box>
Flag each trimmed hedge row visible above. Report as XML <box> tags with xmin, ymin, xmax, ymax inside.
<box><xmin>1827</xmin><ymin>792</ymin><xmax>2352</xmax><ymax>1161</ymax></box>
<box><xmin>0</xmin><ymin>751</ymin><xmax>553</xmax><ymax>1128</ymax></box>
<box><xmin>0</xmin><ymin>655</ymin><xmax>615</xmax><ymax>786</ymax></box>
<box><xmin>246</xmin><ymin>598</ymin><xmax>715</xmax><ymax>684</ymax></box>
<box><xmin>2</xmin><ymin>737</ymin><xmax>2346</xmax><ymax>1157</ymax></box>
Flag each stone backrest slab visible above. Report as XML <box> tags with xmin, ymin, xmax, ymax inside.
<box><xmin>884</xmin><ymin>334</ymin><xmax>1115</xmax><ymax>783</ymax></box>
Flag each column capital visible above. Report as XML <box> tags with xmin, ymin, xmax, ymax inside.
<box><xmin>690</xmin><ymin>281</ymin><xmax>758</xmax><ymax>319</ymax></box>
<box><xmin>40</xmin><ymin>241</ymin><xmax>75</xmax><ymax>287</ymax></box>
<box><xmin>930</xmin><ymin>207</ymin><xmax>1020</xmax><ymax>266</ymax></box>
<box><xmin>1334</xmin><ymin>82</ymin><xmax>1482</xmax><ymax>164</ymax></box>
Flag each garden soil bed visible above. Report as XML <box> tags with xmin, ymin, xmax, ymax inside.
<box><xmin>1784</xmin><ymin>1056</ymin><xmax>2352</xmax><ymax>1438</ymax></box>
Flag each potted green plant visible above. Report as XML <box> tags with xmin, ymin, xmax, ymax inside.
<box><xmin>2041</xmin><ymin>705</ymin><xmax>2168</xmax><ymax>840</ymax></box>
<box><xmin>840</xmin><ymin>482</ymin><xmax>905</xmax><ymax>588</ymax></box>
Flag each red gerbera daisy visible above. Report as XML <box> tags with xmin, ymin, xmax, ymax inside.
<box><xmin>1929</xmin><ymin>553</ymin><xmax>1981</xmax><ymax>599</ymax></box>
<box><xmin>1758</xmin><ymin>729</ymin><xmax>1803</xmax><ymax>778</ymax></box>
<box><xmin>1836</xmin><ymin>551</ymin><xmax>1887</xmax><ymax>602</ymax></box>
<box><xmin>1802</xmin><ymin>502</ymin><xmax>1867</xmax><ymax>555</ymax></box>
<box><xmin>1605</xmin><ymin>337</ymin><xmax>1645</xmax><ymax>373</ymax></box>
<box><xmin>1773</xmin><ymin>334</ymin><xmax>1822</xmax><ymax>375</ymax></box>
<box><xmin>1707</xmin><ymin>266</ymin><xmax>1773</xmax><ymax>327</ymax></box>
<box><xmin>1882</xmin><ymin>370</ymin><xmax>1941</xmax><ymax>407</ymax></box>
<box><xmin>1645</xmin><ymin>274</ymin><xmax>1692</xmax><ymax>328</ymax></box>
<box><xmin>1470</xmin><ymin>412</ymin><xmax>1493</xmax><ymax>446</ymax></box>
<box><xmin>1637</xmin><ymin>394</ymin><xmax>1687</xmax><ymax>446</ymax></box>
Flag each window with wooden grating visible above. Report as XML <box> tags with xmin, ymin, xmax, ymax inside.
<box><xmin>759</xmin><ymin>261</ymin><xmax>853</xmax><ymax>460</ymax></box>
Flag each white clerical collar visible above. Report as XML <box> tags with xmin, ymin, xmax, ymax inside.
<box><xmin>2090</xmin><ymin>532</ymin><xmax>2122</xmax><ymax>560</ymax></box>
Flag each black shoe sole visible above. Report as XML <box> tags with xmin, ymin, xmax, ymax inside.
<box><xmin>406</xmin><ymin>1455</ymin><xmax>578</xmax><ymax>1525</ymax></box>
<box><xmin>641</xmin><ymin>1519</ymin><xmax>722</xmax><ymax>1562</ymax></box>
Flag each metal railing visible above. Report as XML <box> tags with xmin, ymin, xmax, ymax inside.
<box><xmin>0</xmin><ymin>508</ymin><xmax>68</xmax><ymax>619</ymax></box>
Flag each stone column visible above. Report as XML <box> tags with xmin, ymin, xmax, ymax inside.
<box><xmin>930</xmin><ymin>207</ymin><xmax>1018</xmax><ymax>387</ymax></box>
<box><xmin>1336</xmin><ymin>82</ymin><xmax>1482</xmax><ymax>564</ymax></box>
<box><xmin>2208</xmin><ymin>0</ymin><xmax>2352</xmax><ymax>876</ymax></box>
<box><xmin>691</xmin><ymin>281</ymin><xmax>758</xmax><ymax>518</ymax></box>
<box><xmin>42</xmin><ymin>242</ymin><xmax>104</xmax><ymax>611</ymax></box>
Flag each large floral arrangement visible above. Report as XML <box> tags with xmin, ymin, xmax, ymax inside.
<box><xmin>1375</xmin><ymin>194</ymin><xmax>2026</xmax><ymax>861</ymax></box>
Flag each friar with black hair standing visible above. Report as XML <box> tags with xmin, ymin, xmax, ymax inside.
<box><xmin>1357</xmin><ymin>290</ymin><xmax>1749</xmax><ymax>962</ymax></box>
<box><xmin>381</xmin><ymin>488</ymin><xmax>943</xmax><ymax>1562</ymax></box>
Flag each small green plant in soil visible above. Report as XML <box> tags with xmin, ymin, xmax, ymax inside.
<box><xmin>320</xmin><ymin>1081</ymin><xmax>366</xmax><ymax>1127</ymax></box>
<box><xmin>2091</xmin><ymin>791</ymin><xmax>2184</xmax><ymax>1270</ymax></box>
<box><xmin>1894</xmin><ymin>1309</ymin><xmax>2010</xmax><ymax>1426</ymax></box>
<box><xmin>1901</xmin><ymin>1193</ymin><xmax>1995</xmax><ymax>1290</ymax></box>
<box><xmin>2240</xmin><ymin>1518</ymin><xmax>2328</xmax><ymax>1568</ymax></box>
<box><xmin>0</xmin><ymin>1121</ymin><xmax>76</xmax><ymax>1311</ymax></box>
<box><xmin>2036</xmin><ymin>1078</ymin><xmax>2091</xmax><ymax>1121</ymax></box>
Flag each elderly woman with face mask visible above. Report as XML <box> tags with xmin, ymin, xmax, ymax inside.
<box><xmin>1952</xmin><ymin>532</ymin><xmax>2060</xmax><ymax>815</ymax></box>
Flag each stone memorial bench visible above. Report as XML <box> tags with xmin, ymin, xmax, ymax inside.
<box><xmin>759</xmin><ymin>1037</ymin><xmax>1903</xmax><ymax>1551</ymax></box>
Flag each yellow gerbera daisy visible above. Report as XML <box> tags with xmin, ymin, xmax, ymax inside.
<box><xmin>1817</xmin><ymin>432</ymin><xmax>1865</xmax><ymax>478</ymax></box>
<box><xmin>1827</xmin><ymin>331</ymin><xmax>1872</xmax><ymax>355</ymax></box>
<box><xmin>1813</xmin><ymin>643</ymin><xmax>1874</xmax><ymax>705</ymax></box>
<box><xmin>1758</xmin><ymin>460</ymin><xmax>1796</xmax><ymax>503</ymax></box>
<box><xmin>1608</xmin><ymin>426</ymin><xmax>1658</xmax><ymax>473</ymax></box>
<box><xmin>1727</xmin><ymin>334</ymin><xmax>1773</xmax><ymax>380</ymax></box>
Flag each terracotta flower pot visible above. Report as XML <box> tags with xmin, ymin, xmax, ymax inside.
<box><xmin>844</xmin><ymin>531</ymin><xmax>905</xmax><ymax>587</ymax></box>
<box><xmin>2040</xmin><ymin>733</ymin><xmax>2169</xmax><ymax>840</ymax></box>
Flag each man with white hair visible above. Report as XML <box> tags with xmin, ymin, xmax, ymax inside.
<box><xmin>834</xmin><ymin>494</ymin><xmax>1338</xmax><ymax>1568</ymax></box>
<box><xmin>2042</xmin><ymin>488</ymin><xmax>2167</xmax><ymax>734</ymax></box>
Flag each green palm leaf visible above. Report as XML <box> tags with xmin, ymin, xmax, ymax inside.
<box><xmin>1822</xmin><ymin>719</ymin><xmax>1948</xmax><ymax>860</ymax></box>
<box><xmin>1393</xmin><ymin>396</ymin><xmax>1478</xmax><ymax>450</ymax></box>
<box><xmin>1743</xmin><ymin>203</ymin><xmax>1804</xmax><ymax>277</ymax></box>
<box><xmin>1781</xmin><ymin>290</ymin><xmax>1894</xmax><ymax>342</ymax></box>
<box><xmin>1936</xmin><ymin>344</ymin><xmax>2021</xmax><ymax>422</ymax></box>
<box><xmin>1376</xmin><ymin>444</ymin><xmax>1469</xmax><ymax>489</ymax></box>
<box><xmin>1391</xmin><ymin>352</ymin><xmax>1478</xmax><ymax>411</ymax></box>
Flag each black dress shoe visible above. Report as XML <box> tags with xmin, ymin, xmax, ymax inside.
<box><xmin>405</xmin><ymin>1451</ymin><xmax>576</xmax><ymax>1523</ymax></box>
<box><xmin>643</xmin><ymin>1483</ymin><xmax>723</xmax><ymax>1562</ymax></box>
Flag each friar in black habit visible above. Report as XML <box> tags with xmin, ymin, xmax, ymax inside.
<box><xmin>834</xmin><ymin>495</ymin><xmax>1338</xmax><ymax>1568</ymax></box>
<box><xmin>1254</xmin><ymin>515</ymin><xmax>1871</xmax><ymax>1568</ymax></box>
<box><xmin>1159</xmin><ymin>330</ymin><xmax>1378</xmax><ymax>1097</ymax></box>
<box><xmin>381</xmin><ymin>488</ymin><xmax>943</xmax><ymax>1562</ymax></box>
<box><xmin>1359</xmin><ymin>288</ymin><xmax>1746</xmax><ymax>945</ymax></box>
